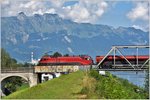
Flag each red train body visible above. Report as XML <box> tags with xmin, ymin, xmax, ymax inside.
<box><xmin>38</xmin><ymin>54</ymin><xmax>149</xmax><ymax>67</ymax></box>
<box><xmin>38</xmin><ymin>55</ymin><xmax>93</xmax><ymax>66</ymax></box>
<box><xmin>96</xmin><ymin>55</ymin><xmax>149</xmax><ymax>68</ymax></box>
<box><xmin>96</xmin><ymin>55</ymin><xmax>149</xmax><ymax>64</ymax></box>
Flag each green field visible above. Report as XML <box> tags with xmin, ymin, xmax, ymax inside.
<box><xmin>4</xmin><ymin>70</ymin><xmax>148</xmax><ymax>99</ymax></box>
<box><xmin>16</xmin><ymin>83</ymin><xmax>29</xmax><ymax>91</ymax></box>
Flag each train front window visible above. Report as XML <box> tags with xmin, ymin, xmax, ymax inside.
<box><xmin>40</xmin><ymin>58</ymin><xmax>48</xmax><ymax>61</ymax></box>
<box><xmin>85</xmin><ymin>57</ymin><xmax>91</xmax><ymax>60</ymax></box>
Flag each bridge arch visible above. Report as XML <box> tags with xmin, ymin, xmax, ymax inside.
<box><xmin>1</xmin><ymin>74</ymin><xmax>29</xmax><ymax>83</ymax></box>
<box><xmin>1</xmin><ymin>73</ymin><xmax>38</xmax><ymax>87</ymax></box>
<box><xmin>1</xmin><ymin>73</ymin><xmax>38</xmax><ymax>97</ymax></box>
<box><xmin>1</xmin><ymin>74</ymin><xmax>30</xmax><ymax>96</ymax></box>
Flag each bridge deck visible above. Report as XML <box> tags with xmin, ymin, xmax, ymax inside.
<box><xmin>93</xmin><ymin>68</ymin><xmax>148</xmax><ymax>71</ymax></box>
<box><xmin>92</xmin><ymin>65</ymin><xmax>148</xmax><ymax>71</ymax></box>
<box><xmin>1</xmin><ymin>65</ymin><xmax>148</xmax><ymax>73</ymax></box>
<box><xmin>1</xmin><ymin>67</ymin><xmax>34</xmax><ymax>73</ymax></box>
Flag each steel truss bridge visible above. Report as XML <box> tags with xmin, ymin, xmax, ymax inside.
<box><xmin>96</xmin><ymin>45</ymin><xmax>149</xmax><ymax>71</ymax></box>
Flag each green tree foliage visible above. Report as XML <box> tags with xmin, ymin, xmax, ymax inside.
<box><xmin>1</xmin><ymin>48</ymin><xmax>11</xmax><ymax>68</ymax></box>
<box><xmin>52</xmin><ymin>52</ymin><xmax>62</xmax><ymax>57</ymax></box>
<box><xmin>64</xmin><ymin>54</ymin><xmax>69</xmax><ymax>57</ymax></box>
<box><xmin>85</xmin><ymin>70</ymin><xmax>148</xmax><ymax>99</ymax></box>
<box><xmin>43</xmin><ymin>53</ymin><xmax>50</xmax><ymax>57</ymax></box>
<box><xmin>23</xmin><ymin>62</ymin><xmax>33</xmax><ymax>67</ymax></box>
<box><xmin>1</xmin><ymin>48</ymin><xmax>29</xmax><ymax>95</ymax></box>
<box><xmin>4</xmin><ymin>77</ymin><xmax>23</xmax><ymax>94</ymax></box>
<box><xmin>42</xmin><ymin>52</ymin><xmax>62</xmax><ymax>57</ymax></box>
<box><xmin>1</xmin><ymin>48</ymin><xmax>22</xmax><ymax>68</ymax></box>
<box><xmin>145</xmin><ymin>70</ymin><xmax>149</xmax><ymax>92</ymax></box>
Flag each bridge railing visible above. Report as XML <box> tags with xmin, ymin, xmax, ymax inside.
<box><xmin>1</xmin><ymin>67</ymin><xmax>34</xmax><ymax>73</ymax></box>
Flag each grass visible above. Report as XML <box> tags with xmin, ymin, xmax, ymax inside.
<box><xmin>4</xmin><ymin>71</ymin><xmax>84</xmax><ymax>99</ymax></box>
<box><xmin>16</xmin><ymin>83</ymin><xmax>29</xmax><ymax>91</ymax></box>
<box><xmin>4</xmin><ymin>70</ymin><xmax>149</xmax><ymax>99</ymax></box>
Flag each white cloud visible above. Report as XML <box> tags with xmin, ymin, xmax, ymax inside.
<box><xmin>50</xmin><ymin>0</ymin><xmax>64</xmax><ymax>8</ymax></box>
<box><xmin>1</xmin><ymin>0</ymin><xmax>52</xmax><ymax>16</ymax></box>
<box><xmin>1</xmin><ymin>0</ymin><xmax>108</xmax><ymax>23</ymax></box>
<box><xmin>45</xmin><ymin>8</ymin><xmax>56</xmax><ymax>14</ymax></box>
<box><xmin>127</xmin><ymin>2</ymin><xmax>149</xmax><ymax>21</ymax></box>
<box><xmin>132</xmin><ymin>24</ymin><xmax>148</xmax><ymax>32</ymax></box>
<box><xmin>1</xmin><ymin>0</ymin><xmax>9</xmax><ymax>5</ymax></box>
<box><xmin>66</xmin><ymin>5</ymin><xmax>90</xmax><ymax>22</ymax></box>
<box><xmin>20</xmin><ymin>1</ymin><xmax>36</xmax><ymax>8</ymax></box>
<box><xmin>61</xmin><ymin>0</ymin><xmax>108</xmax><ymax>23</ymax></box>
<box><xmin>33</xmin><ymin>9</ymin><xmax>44</xmax><ymax>15</ymax></box>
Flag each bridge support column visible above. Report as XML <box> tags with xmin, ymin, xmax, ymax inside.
<box><xmin>28</xmin><ymin>73</ymin><xmax>38</xmax><ymax>87</ymax></box>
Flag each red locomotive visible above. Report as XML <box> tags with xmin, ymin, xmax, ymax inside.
<box><xmin>37</xmin><ymin>54</ymin><xmax>149</xmax><ymax>68</ymax></box>
<box><xmin>96</xmin><ymin>55</ymin><xmax>149</xmax><ymax>68</ymax></box>
<box><xmin>38</xmin><ymin>55</ymin><xmax>93</xmax><ymax>66</ymax></box>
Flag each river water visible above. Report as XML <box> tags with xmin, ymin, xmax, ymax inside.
<box><xmin>109</xmin><ymin>71</ymin><xmax>147</xmax><ymax>88</ymax></box>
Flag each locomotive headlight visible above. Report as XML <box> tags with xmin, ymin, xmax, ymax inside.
<box><xmin>87</xmin><ymin>57</ymin><xmax>90</xmax><ymax>60</ymax></box>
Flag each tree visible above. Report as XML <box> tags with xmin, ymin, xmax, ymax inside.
<box><xmin>1</xmin><ymin>48</ymin><xmax>15</xmax><ymax>68</ymax></box>
<box><xmin>53</xmin><ymin>52</ymin><xmax>62</xmax><ymax>57</ymax></box>
<box><xmin>1</xmin><ymin>48</ymin><xmax>27</xmax><ymax>68</ymax></box>
<box><xmin>3</xmin><ymin>77</ymin><xmax>27</xmax><ymax>95</ymax></box>
<box><xmin>1</xmin><ymin>48</ymin><xmax>29</xmax><ymax>95</ymax></box>
<box><xmin>145</xmin><ymin>70</ymin><xmax>149</xmax><ymax>92</ymax></box>
<box><xmin>23</xmin><ymin>62</ymin><xmax>32</xmax><ymax>67</ymax></box>
<box><xmin>43</xmin><ymin>53</ymin><xmax>50</xmax><ymax>57</ymax></box>
<box><xmin>64</xmin><ymin>54</ymin><xmax>69</xmax><ymax>56</ymax></box>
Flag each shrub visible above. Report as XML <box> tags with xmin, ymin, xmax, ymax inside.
<box><xmin>89</xmin><ymin>70</ymin><xmax>101</xmax><ymax>80</ymax></box>
<box><xmin>81</xmin><ymin>71</ymin><xmax>96</xmax><ymax>95</ymax></box>
<box><xmin>88</xmin><ymin>70</ymin><xmax>148</xmax><ymax>99</ymax></box>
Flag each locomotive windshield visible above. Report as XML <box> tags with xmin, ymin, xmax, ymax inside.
<box><xmin>84</xmin><ymin>56</ymin><xmax>92</xmax><ymax>60</ymax></box>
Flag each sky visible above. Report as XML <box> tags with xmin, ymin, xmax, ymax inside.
<box><xmin>1</xmin><ymin>0</ymin><xmax>149</xmax><ymax>31</ymax></box>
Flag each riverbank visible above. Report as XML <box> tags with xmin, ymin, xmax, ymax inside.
<box><xmin>110</xmin><ymin>71</ymin><xmax>147</xmax><ymax>87</ymax></box>
<box><xmin>4</xmin><ymin>70</ymin><xmax>148</xmax><ymax>99</ymax></box>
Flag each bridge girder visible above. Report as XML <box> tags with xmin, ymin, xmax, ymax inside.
<box><xmin>96</xmin><ymin>45</ymin><xmax>150</xmax><ymax>70</ymax></box>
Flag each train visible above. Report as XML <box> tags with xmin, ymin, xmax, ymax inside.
<box><xmin>37</xmin><ymin>54</ymin><xmax>149</xmax><ymax>82</ymax></box>
<box><xmin>37</xmin><ymin>54</ymin><xmax>149</xmax><ymax>68</ymax></box>
<box><xmin>96</xmin><ymin>55</ymin><xmax>149</xmax><ymax>68</ymax></box>
<box><xmin>38</xmin><ymin>55</ymin><xmax>93</xmax><ymax>66</ymax></box>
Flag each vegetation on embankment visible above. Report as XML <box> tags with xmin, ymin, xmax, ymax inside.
<box><xmin>84</xmin><ymin>70</ymin><xmax>148</xmax><ymax>99</ymax></box>
<box><xmin>4</xmin><ymin>70</ymin><xmax>149</xmax><ymax>99</ymax></box>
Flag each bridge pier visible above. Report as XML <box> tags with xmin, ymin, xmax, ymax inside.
<box><xmin>28</xmin><ymin>73</ymin><xmax>38</xmax><ymax>87</ymax></box>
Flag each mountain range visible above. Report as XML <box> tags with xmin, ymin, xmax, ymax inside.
<box><xmin>1</xmin><ymin>12</ymin><xmax>149</xmax><ymax>62</ymax></box>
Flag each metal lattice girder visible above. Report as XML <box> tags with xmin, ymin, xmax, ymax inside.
<box><xmin>97</xmin><ymin>47</ymin><xmax>114</xmax><ymax>68</ymax></box>
<box><xmin>97</xmin><ymin>45</ymin><xmax>149</xmax><ymax>69</ymax></box>
<box><xmin>113</xmin><ymin>47</ymin><xmax>116</xmax><ymax>68</ymax></box>
<box><xmin>112</xmin><ymin>45</ymin><xmax>150</xmax><ymax>48</ymax></box>
<box><xmin>141</xmin><ymin>58</ymin><xmax>150</xmax><ymax>68</ymax></box>
<box><xmin>136</xmin><ymin>47</ymin><xmax>139</xmax><ymax>68</ymax></box>
<box><xmin>115</xmin><ymin>48</ymin><xmax>135</xmax><ymax>69</ymax></box>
